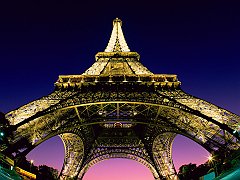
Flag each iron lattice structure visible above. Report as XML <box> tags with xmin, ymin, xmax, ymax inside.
<box><xmin>3</xmin><ymin>18</ymin><xmax>240</xmax><ymax>180</ymax></box>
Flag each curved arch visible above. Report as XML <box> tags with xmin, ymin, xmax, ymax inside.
<box><xmin>19</xmin><ymin>130</ymin><xmax>86</xmax><ymax>179</ymax></box>
<box><xmin>13</xmin><ymin>131</ymin><xmax>85</xmax><ymax>173</ymax></box>
<box><xmin>150</xmin><ymin>121</ymin><xmax>236</xmax><ymax>157</ymax></box>
<box><xmin>12</xmin><ymin>89</ymin><xmax>239</xmax><ymax>141</ymax></box>
<box><xmin>25</xmin><ymin>135</ymin><xmax>65</xmax><ymax>173</ymax></box>
<box><xmin>151</xmin><ymin>131</ymin><xmax>215</xmax><ymax>180</ymax></box>
<box><xmin>10</xmin><ymin>100</ymin><xmax>239</xmax><ymax>161</ymax></box>
<box><xmin>171</xmin><ymin>131</ymin><xmax>213</xmax><ymax>153</ymax></box>
<box><xmin>78</xmin><ymin>152</ymin><xmax>160</xmax><ymax>180</ymax></box>
<box><xmin>13</xmin><ymin>96</ymin><xmax>239</xmax><ymax>144</ymax></box>
<box><xmin>13</xmin><ymin>130</ymin><xmax>66</xmax><ymax>164</ymax></box>
<box><xmin>171</xmin><ymin>134</ymin><xmax>210</xmax><ymax>172</ymax></box>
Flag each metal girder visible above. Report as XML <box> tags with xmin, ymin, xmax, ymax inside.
<box><xmin>11</xmin><ymin>87</ymin><xmax>238</xmax><ymax>141</ymax></box>
<box><xmin>159</xmin><ymin>89</ymin><xmax>240</xmax><ymax>134</ymax></box>
<box><xmin>5</xmin><ymin>90</ymin><xmax>78</xmax><ymax>126</ymax></box>
<box><xmin>78</xmin><ymin>146</ymin><xmax>160</xmax><ymax>179</ymax></box>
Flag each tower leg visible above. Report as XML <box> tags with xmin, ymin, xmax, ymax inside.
<box><xmin>59</xmin><ymin>133</ymin><xmax>84</xmax><ymax>180</ymax></box>
<box><xmin>152</xmin><ymin>132</ymin><xmax>178</xmax><ymax>180</ymax></box>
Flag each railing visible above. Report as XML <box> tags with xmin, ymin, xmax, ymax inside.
<box><xmin>15</xmin><ymin>167</ymin><xmax>36</xmax><ymax>179</ymax></box>
<box><xmin>55</xmin><ymin>74</ymin><xmax>181</xmax><ymax>89</ymax></box>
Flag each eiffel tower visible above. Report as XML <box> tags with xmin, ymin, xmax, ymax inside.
<box><xmin>3</xmin><ymin>18</ymin><xmax>240</xmax><ymax>180</ymax></box>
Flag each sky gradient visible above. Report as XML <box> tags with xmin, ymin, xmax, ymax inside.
<box><xmin>0</xmin><ymin>1</ymin><xmax>239</xmax><ymax>179</ymax></box>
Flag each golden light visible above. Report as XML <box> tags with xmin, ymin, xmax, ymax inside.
<box><xmin>208</xmin><ymin>155</ymin><xmax>213</xmax><ymax>162</ymax></box>
<box><xmin>30</xmin><ymin>159</ymin><xmax>34</xmax><ymax>164</ymax></box>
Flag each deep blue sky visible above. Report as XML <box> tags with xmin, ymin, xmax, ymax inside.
<box><xmin>0</xmin><ymin>1</ymin><xmax>239</xmax><ymax>115</ymax></box>
<box><xmin>0</xmin><ymin>1</ymin><xmax>239</xmax><ymax>177</ymax></box>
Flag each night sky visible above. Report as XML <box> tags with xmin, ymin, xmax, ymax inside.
<box><xmin>0</xmin><ymin>1</ymin><xmax>239</xmax><ymax>179</ymax></box>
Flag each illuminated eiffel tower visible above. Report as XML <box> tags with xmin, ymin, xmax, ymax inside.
<box><xmin>3</xmin><ymin>18</ymin><xmax>240</xmax><ymax>179</ymax></box>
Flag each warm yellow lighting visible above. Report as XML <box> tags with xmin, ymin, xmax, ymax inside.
<box><xmin>30</xmin><ymin>160</ymin><xmax>34</xmax><ymax>164</ymax></box>
<box><xmin>105</xmin><ymin>18</ymin><xmax>130</xmax><ymax>52</ymax></box>
<box><xmin>208</xmin><ymin>155</ymin><xmax>213</xmax><ymax>162</ymax></box>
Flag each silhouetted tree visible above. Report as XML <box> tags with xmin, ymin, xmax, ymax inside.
<box><xmin>178</xmin><ymin>162</ymin><xmax>212</xmax><ymax>180</ymax></box>
<box><xmin>178</xmin><ymin>163</ymin><xmax>197</xmax><ymax>180</ymax></box>
<box><xmin>17</xmin><ymin>158</ymin><xmax>58</xmax><ymax>179</ymax></box>
<box><xmin>37</xmin><ymin>165</ymin><xmax>58</xmax><ymax>180</ymax></box>
<box><xmin>17</xmin><ymin>156</ymin><xmax>38</xmax><ymax>174</ymax></box>
<box><xmin>193</xmin><ymin>163</ymin><xmax>211</xmax><ymax>178</ymax></box>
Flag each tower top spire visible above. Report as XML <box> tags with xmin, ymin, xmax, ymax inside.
<box><xmin>105</xmin><ymin>18</ymin><xmax>130</xmax><ymax>52</ymax></box>
<box><xmin>113</xmin><ymin>17</ymin><xmax>122</xmax><ymax>26</ymax></box>
<box><xmin>56</xmin><ymin>18</ymin><xmax>180</xmax><ymax>88</ymax></box>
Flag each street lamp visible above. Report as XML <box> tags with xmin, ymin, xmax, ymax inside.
<box><xmin>208</xmin><ymin>155</ymin><xmax>213</xmax><ymax>162</ymax></box>
<box><xmin>30</xmin><ymin>160</ymin><xmax>34</xmax><ymax>172</ymax></box>
<box><xmin>208</xmin><ymin>154</ymin><xmax>218</xmax><ymax>177</ymax></box>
